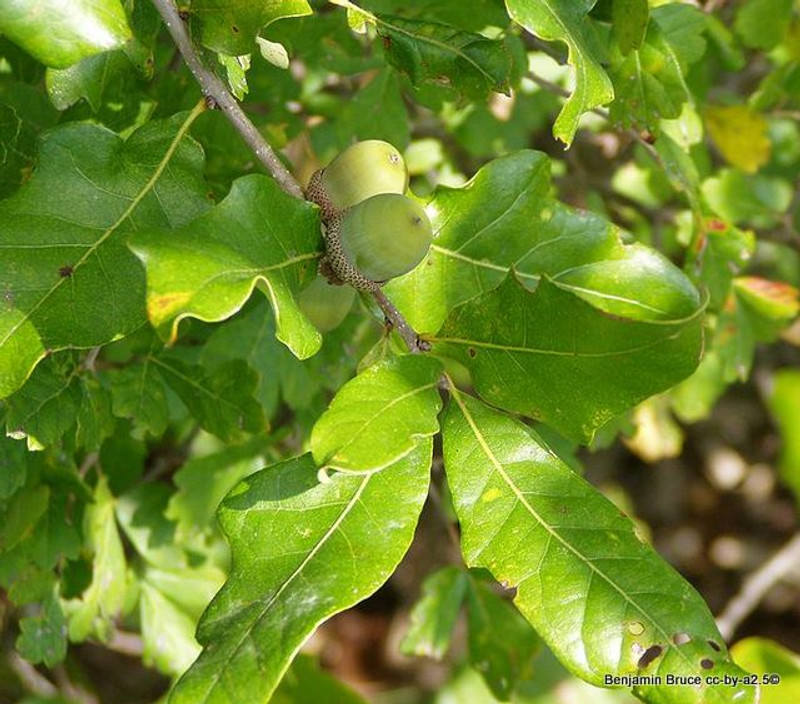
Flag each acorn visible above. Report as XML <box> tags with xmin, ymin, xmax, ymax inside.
<box><xmin>337</xmin><ymin>193</ymin><xmax>433</xmax><ymax>283</ymax></box>
<box><xmin>315</xmin><ymin>140</ymin><xmax>409</xmax><ymax>213</ymax></box>
<box><xmin>298</xmin><ymin>274</ymin><xmax>357</xmax><ymax>332</ymax></box>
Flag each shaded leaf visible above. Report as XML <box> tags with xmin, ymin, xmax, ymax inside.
<box><xmin>0</xmin><ymin>0</ymin><xmax>131</xmax><ymax>68</ymax></box>
<box><xmin>0</xmin><ymin>106</ymin><xmax>211</xmax><ymax>399</ymax></box>
<box><xmin>0</xmin><ymin>432</ymin><xmax>28</xmax><ymax>500</ymax></box>
<box><xmin>272</xmin><ymin>654</ymin><xmax>368</xmax><ymax>704</ymax></box>
<box><xmin>64</xmin><ymin>477</ymin><xmax>127</xmax><ymax>642</ymax></box>
<box><xmin>333</xmin><ymin>1</ymin><xmax>511</xmax><ymax>100</ymax></box>
<box><xmin>129</xmin><ymin>174</ymin><xmax>323</xmax><ymax>361</ymax></box>
<box><xmin>151</xmin><ymin>356</ymin><xmax>267</xmax><ymax>443</ymax></box>
<box><xmin>734</xmin><ymin>0</ymin><xmax>794</xmax><ymax>50</ymax></box>
<box><xmin>110</xmin><ymin>358</ymin><xmax>170</xmax><ymax>437</ymax></box>
<box><xmin>16</xmin><ymin>586</ymin><xmax>67</xmax><ymax>666</ymax></box>
<box><xmin>465</xmin><ymin>576</ymin><xmax>540</xmax><ymax>700</ymax></box>
<box><xmin>505</xmin><ymin>0</ymin><xmax>613</xmax><ymax>145</ymax></box>
<box><xmin>192</xmin><ymin>0</ymin><xmax>312</xmax><ymax>55</ymax></box>
<box><xmin>311</xmin><ymin>355</ymin><xmax>443</xmax><ymax>472</ymax></box>
<box><xmin>611</xmin><ymin>0</ymin><xmax>648</xmax><ymax>55</ymax></box>
<box><xmin>5</xmin><ymin>356</ymin><xmax>81</xmax><ymax>450</ymax></box>
<box><xmin>75</xmin><ymin>377</ymin><xmax>115</xmax><ymax>450</ymax></box>
<box><xmin>401</xmin><ymin>566</ymin><xmax>469</xmax><ymax>659</ymax></box>
<box><xmin>442</xmin><ymin>388</ymin><xmax>756</xmax><ymax>704</ymax></box>
<box><xmin>171</xmin><ymin>446</ymin><xmax>431</xmax><ymax>704</ymax></box>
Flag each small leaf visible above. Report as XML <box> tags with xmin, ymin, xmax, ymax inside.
<box><xmin>130</xmin><ymin>174</ymin><xmax>323</xmax><ymax>361</ymax></box>
<box><xmin>272</xmin><ymin>654</ymin><xmax>368</xmax><ymax>704</ymax></box>
<box><xmin>732</xmin><ymin>637</ymin><xmax>800</xmax><ymax>704</ymax></box>
<box><xmin>64</xmin><ymin>476</ymin><xmax>127</xmax><ymax>642</ymax></box>
<box><xmin>16</xmin><ymin>586</ymin><xmax>67</xmax><ymax>666</ymax></box>
<box><xmin>505</xmin><ymin>0</ymin><xmax>613</xmax><ymax>145</ymax></box>
<box><xmin>767</xmin><ymin>369</ymin><xmax>800</xmax><ymax>503</ymax></box>
<box><xmin>401</xmin><ymin>566</ymin><xmax>469</xmax><ymax>659</ymax></box>
<box><xmin>152</xmin><ymin>356</ymin><xmax>267</xmax><ymax>443</ymax></box>
<box><xmin>0</xmin><ymin>0</ymin><xmax>132</xmax><ymax>68</ymax></box>
<box><xmin>192</xmin><ymin>0</ymin><xmax>312</xmax><ymax>55</ymax></box>
<box><xmin>612</xmin><ymin>0</ymin><xmax>648</xmax><ymax>55</ymax></box>
<box><xmin>0</xmin><ymin>107</ymin><xmax>210</xmax><ymax>399</ymax></box>
<box><xmin>465</xmin><ymin>577</ymin><xmax>540</xmax><ymax>700</ymax></box>
<box><xmin>170</xmin><ymin>446</ymin><xmax>431</xmax><ymax>704</ymax></box>
<box><xmin>442</xmin><ymin>389</ymin><xmax>756</xmax><ymax>704</ymax></box>
<box><xmin>734</xmin><ymin>0</ymin><xmax>794</xmax><ymax>50</ymax></box>
<box><xmin>110</xmin><ymin>359</ymin><xmax>170</xmax><ymax>437</ymax></box>
<box><xmin>5</xmin><ymin>356</ymin><xmax>81</xmax><ymax>450</ymax></box>
<box><xmin>311</xmin><ymin>355</ymin><xmax>443</xmax><ymax>472</ymax></box>
<box><xmin>217</xmin><ymin>53</ymin><xmax>250</xmax><ymax>100</ymax></box>
<box><xmin>706</xmin><ymin>105</ymin><xmax>771</xmax><ymax>174</ymax></box>
<box><xmin>256</xmin><ymin>37</ymin><xmax>290</xmax><ymax>69</ymax></box>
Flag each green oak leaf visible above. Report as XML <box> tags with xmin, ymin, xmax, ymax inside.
<box><xmin>151</xmin><ymin>356</ymin><xmax>267</xmax><ymax>443</ymax></box>
<box><xmin>63</xmin><ymin>476</ymin><xmax>127</xmax><ymax>642</ymax></box>
<box><xmin>611</xmin><ymin>0</ymin><xmax>648</xmax><ymax>55</ymax></box>
<box><xmin>0</xmin><ymin>0</ymin><xmax>131</xmax><ymax>68</ymax></box>
<box><xmin>734</xmin><ymin>0</ymin><xmax>793</xmax><ymax>51</ymax></box>
<box><xmin>385</xmin><ymin>151</ymin><xmax>702</xmax><ymax>352</ymax></box>
<box><xmin>333</xmin><ymin>1</ymin><xmax>511</xmax><ymax>100</ymax></box>
<box><xmin>0</xmin><ymin>434</ymin><xmax>27</xmax><ymax>500</ymax></box>
<box><xmin>609</xmin><ymin>22</ymin><xmax>690</xmax><ymax>133</ymax></box>
<box><xmin>170</xmin><ymin>446</ymin><xmax>431</xmax><ymax>704</ymax></box>
<box><xmin>465</xmin><ymin>575</ymin><xmax>541</xmax><ymax>700</ymax></box>
<box><xmin>109</xmin><ymin>358</ymin><xmax>170</xmax><ymax>437</ymax></box>
<box><xmin>401</xmin><ymin>566</ymin><xmax>469</xmax><ymax>659</ymax></box>
<box><xmin>311</xmin><ymin>355</ymin><xmax>443</xmax><ymax>472</ymax></box>
<box><xmin>432</xmin><ymin>274</ymin><xmax>702</xmax><ymax>442</ymax></box>
<box><xmin>16</xmin><ymin>586</ymin><xmax>67</xmax><ymax>666</ymax></box>
<box><xmin>504</xmin><ymin>0</ymin><xmax>613</xmax><ymax>145</ymax></box>
<box><xmin>129</xmin><ymin>174</ymin><xmax>323</xmax><ymax>361</ymax></box>
<box><xmin>0</xmin><ymin>106</ymin><xmax>211</xmax><ymax>400</ymax></box>
<box><xmin>5</xmin><ymin>355</ymin><xmax>81</xmax><ymax>450</ymax></box>
<box><xmin>442</xmin><ymin>389</ymin><xmax>756</xmax><ymax>704</ymax></box>
<box><xmin>191</xmin><ymin>0</ymin><xmax>312</xmax><ymax>55</ymax></box>
<box><xmin>272</xmin><ymin>654</ymin><xmax>368</xmax><ymax>704</ymax></box>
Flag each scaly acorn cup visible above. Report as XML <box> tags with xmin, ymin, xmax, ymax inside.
<box><xmin>337</xmin><ymin>193</ymin><xmax>433</xmax><ymax>283</ymax></box>
<box><xmin>298</xmin><ymin>274</ymin><xmax>356</xmax><ymax>332</ymax></box>
<box><xmin>317</xmin><ymin>140</ymin><xmax>408</xmax><ymax>214</ymax></box>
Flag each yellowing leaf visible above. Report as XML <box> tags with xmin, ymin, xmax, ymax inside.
<box><xmin>705</xmin><ymin>105</ymin><xmax>771</xmax><ymax>173</ymax></box>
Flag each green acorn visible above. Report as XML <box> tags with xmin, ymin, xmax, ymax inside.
<box><xmin>319</xmin><ymin>140</ymin><xmax>408</xmax><ymax>212</ymax></box>
<box><xmin>298</xmin><ymin>275</ymin><xmax>357</xmax><ymax>332</ymax></box>
<box><xmin>337</xmin><ymin>193</ymin><xmax>432</xmax><ymax>283</ymax></box>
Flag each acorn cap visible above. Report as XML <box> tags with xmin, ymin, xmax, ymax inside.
<box><xmin>339</xmin><ymin>193</ymin><xmax>433</xmax><ymax>283</ymax></box>
<box><xmin>320</xmin><ymin>140</ymin><xmax>408</xmax><ymax>211</ymax></box>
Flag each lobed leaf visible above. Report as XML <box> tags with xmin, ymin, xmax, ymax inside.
<box><xmin>130</xmin><ymin>174</ymin><xmax>323</xmax><ymax>361</ymax></box>
<box><xmin>0</xmin><ymin>106</ymin><xmax>211</xmax><ymax>399</ymax></box>
<box><xmin>504</xmin><ymin>0</ymin><xmax>613</xmax><ymax>145</ymax></box>
<box><xmin>191</xmin><ymin>0</ymin><xmax>313</xmax><ymax>55</ymax></box>
<box><xmin>442</xmin><ymin>389</ymin><xmax>757</xmax><ymax>704</ymax></box>
<box><xmin>311</xmin><ymin>355</ymin><xmax>443</xmax><ymax>472</ymax></box>
<box><xmin>170</xmin><ymin>446</ymin><xmax>431</xmax><ymax>704</ymax></box>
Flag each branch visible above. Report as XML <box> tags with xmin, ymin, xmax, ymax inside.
<box><xmin>716</xmin><ymin>533</ymin><xmax>800</xmax><ymax>641</ymax></box>
<box><xmin>150</xmin><ymin>0</ymin><xmax>304</xmax><ymax>199</ymax></box>
<box><xmin>373</xmin><ymin>288</ymin><xmax>430</xmax><ymax>353</ymax></box>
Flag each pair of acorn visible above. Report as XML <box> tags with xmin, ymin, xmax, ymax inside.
<box><xmin>299</xmin><ymin>140</ymin><xmax>433</xmax><ymax>332</ymax></box>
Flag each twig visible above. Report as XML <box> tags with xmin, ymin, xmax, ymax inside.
<box><xmin>150</xmin><ymin>0</ymin><xmax>304</xmax><ymax>199</ymax></box>
<box><xmin>716</xmin><ymin>533</ymin><xmax>800</xmax><ymax>641</ymax></box>
<box><xmin>8</xmin><ymin>651</ymin><xmax>58</xmax><ymax>697</ymax></box>
<box><xmin>372</xmin><ymin>288</ymin><xmax>429</xmax><ymax>353</ymax></box>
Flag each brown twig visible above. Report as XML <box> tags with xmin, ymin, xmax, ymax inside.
<box><xmin>373</xmin><ymin>288</ymin><xmax>429</xmax><ymax>353</ymax></box>
<box><xmin>150</xmin><ymin>0</ymin><xmax>304</xmax><ymax>199</ymax></box>
<box><xmin>716</xmin><ymin>533</ymin><xmax>800</xmax><ymax>641</ymax></box>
